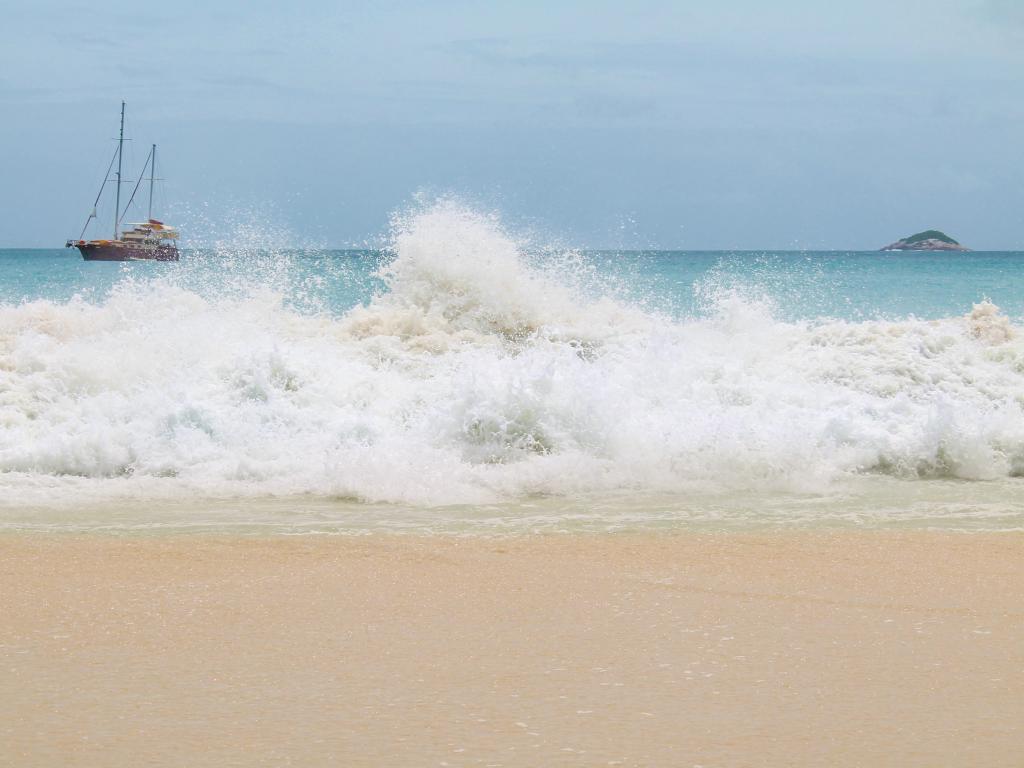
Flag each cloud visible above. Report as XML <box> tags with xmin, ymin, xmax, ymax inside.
<box><xmin>978</xmin><ymin>0</ymin><xmax>1024</xmax><ymax>39</ymax></box>
<box><xmin>239</xmin><ymin>47</ymin><xmax>286</xmax><ymax>58</ymax></box>
<box><xmin>442</xmin><ymin>38</ymin><xmax>706</xmax><ymax>75</ymax></box>
<box><xmin>983</xmin><ymin>0</ymin><xmax>1024</xmax><ymax>23</ymax></box>
<box><xmin>55</xmin><ymin>33</ymin><xmax>118</xmax><ymax>49</ymax></box>
<box><xmin>573</xmin><ymin>91</ymin><xmax>658</xmax><ymax>119</ymax></box>
<box><xmin>197</xmin><ymin>74</ymin><xmax>290</xmax><ymax>91</ymax></box>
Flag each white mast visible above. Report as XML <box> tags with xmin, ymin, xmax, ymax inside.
<box><xmin>113</xmin><ymin>100</ymin><xmax>125</xmax><ymax>238</ymax></box>
<box><xmin>148</xmin><ymin>143</ymin><xmax>156</xmax><ymax>221</ymax></box>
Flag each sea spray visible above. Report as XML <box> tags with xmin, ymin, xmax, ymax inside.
<box><xmin>2</xmin><ymin>201</ymin><xmax>1024</xmax><ymax>515</ymax></box>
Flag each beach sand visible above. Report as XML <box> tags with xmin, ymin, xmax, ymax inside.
<box><xmin>2</xmin><ymin>532</ymin><xmax>1022</xmax><ymax>767</ymax></box>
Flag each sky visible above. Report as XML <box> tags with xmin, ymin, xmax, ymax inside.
<box><xmin>1</xmin><ymin>0</ymin><xmax>1022</xmax><ymax>249</ymax></box>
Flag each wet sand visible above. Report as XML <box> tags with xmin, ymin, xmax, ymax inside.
<box><xmin>2</xmin><ymin>532</ymin><xmax>1022</xmax><ymax>767</ymax></box>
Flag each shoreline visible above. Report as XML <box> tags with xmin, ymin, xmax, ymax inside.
<box><xmin>3</xmin><ymin>530</ymin><xmax>1022</xmax><ymax>766</ymax></box>
<box><xmin>5</xmin><ymin>477</ymin><xmax>1024</xmax><ymax>535</ymax></box>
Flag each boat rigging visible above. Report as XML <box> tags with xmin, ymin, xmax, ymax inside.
<box><xmin>65</xmin><ymin>101</ymin><xmax>180</xmax><ymax>261</ymax></box>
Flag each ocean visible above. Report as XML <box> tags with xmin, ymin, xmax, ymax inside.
<box><xmin>3</xmin><ymin>201</ymin><xmax>1024</xmax><ymax>533</ymax></box>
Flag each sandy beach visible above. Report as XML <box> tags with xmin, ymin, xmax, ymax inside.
<box><xmin>1</xmin><ymin>531</ymin><xmax>1021</xmax><ymax>767</ymax></box>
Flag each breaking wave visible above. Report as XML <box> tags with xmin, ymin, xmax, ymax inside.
<box><xmin>3</xmin><ymin>200</ymin><xmax>1024</xmax><ymax>512</ymax></box>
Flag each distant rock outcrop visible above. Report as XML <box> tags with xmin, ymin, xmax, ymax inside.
<box><xmin>881</xmin><ymin>230</ymin><xmax>970</xmax><ymax>252</ymax></box>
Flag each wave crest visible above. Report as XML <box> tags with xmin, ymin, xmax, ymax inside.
<box><xmin>2</xmin><ymin>202</ymin><xmax>1024</xmax><ymax>508</ymax></box>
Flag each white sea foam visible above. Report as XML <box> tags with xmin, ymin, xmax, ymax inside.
<box><xmin>3</xmin><ymin>200</ymin><xmax>1024</xmax><ymax>517</ymax></box>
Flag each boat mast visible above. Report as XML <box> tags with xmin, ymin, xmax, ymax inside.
<box><xmin>113</xmin><ymin>100</ymin><xmax>125</xmax><ymax>238</ymax></box>
<box><xmin>148</xmin><ymin>143</ymin><xmax>156</xmax><ymax>220</ymax></box>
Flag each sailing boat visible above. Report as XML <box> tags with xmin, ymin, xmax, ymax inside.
<box><xmin>65</xmin><ymin>102</ymin><xmax>180</xmax><ymax>261</ymax></box>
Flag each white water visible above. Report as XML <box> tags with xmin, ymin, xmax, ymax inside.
<box><xmin>3</xmin><ymin>201</ymin><xmax>1024</xmax><ymax>529</ymax></box>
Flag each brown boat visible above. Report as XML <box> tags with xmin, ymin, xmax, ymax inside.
<box><xmin>69</xmin><ymin>222</ymin><xmax>180</xmax><ymax>261</ymax></box>
<box><xmin>65</xmin><ymin>102</ymin><xmax>180</xmax><ymax>262</ymax></box>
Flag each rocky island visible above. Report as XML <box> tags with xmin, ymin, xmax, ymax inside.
<box><xmin>880</xmin><ymin>230</ymin><xmax>970</xmax><ymax>251</ymax></box>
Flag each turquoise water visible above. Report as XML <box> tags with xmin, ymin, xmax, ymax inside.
<box><xmin>3</xmin><ymin>248</ymin><xmax>1023</xmax><ymax>322</ymax></box>
<box><xmin>2</xmin><ymin>205</ymin><xmax>1024</xmax><ymax>532</ymax></box>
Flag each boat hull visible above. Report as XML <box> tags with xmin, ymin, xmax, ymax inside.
<box><xmin>75</xmin><ymin>242</ymin><xmax>179</xmax><ymax>262</ymax></box>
